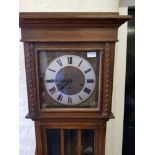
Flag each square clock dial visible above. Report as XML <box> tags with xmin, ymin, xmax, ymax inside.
<box><xmin>38</xmin><ymin>50</ymin><xmax>101</xmax><ymax>109</ymax></box>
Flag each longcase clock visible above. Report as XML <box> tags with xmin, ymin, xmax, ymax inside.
<box><xmin>19</xmin><ymin>12</ymin><xmax>130</xmax><ymax>155</ymax></box>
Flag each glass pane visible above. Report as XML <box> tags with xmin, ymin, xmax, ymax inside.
<box><xmin>38</xmin><ymin>50</ymin><xmax>100</xmax><ymax>109</ymax></box>
<box><xmin>47</xmin><ymin>129</ymin><xmax>60</xmax><ymax>155</ymax></box>
<box><xmin>64</xmin><ymin>129</ymin><xmax>77</xmax><ymax>155</ymax></box>
<box><xmin>81</xmin><ymin>129</ymin><xmax>95</xmax><ymax>155</ymax></box>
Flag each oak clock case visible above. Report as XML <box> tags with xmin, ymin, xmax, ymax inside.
<box><xmin>20</xmin><ymin>12</ymin><xmax>130</xmax><ymax>155</ymax></box>
<box><xmin>38</xmin><ymin>50</ymin><xmax>100</xmax><ymax>109</ymax></box>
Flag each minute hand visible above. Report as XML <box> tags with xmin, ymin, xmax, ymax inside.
<box><xmin>59</xmin><ymin>79</ymin><xmax>72</xmax><ymax>90</ymax></box>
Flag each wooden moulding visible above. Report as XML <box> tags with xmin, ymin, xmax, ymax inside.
<box><xmin>19</xmin><ymin>12</ymin><xmax>131</xmax><ymax>29</ymax></box>
<box><xmin>19</xmin><ymin>12</ymin><xmax>131</xmax><ymax>42</ymax></box>
<box><xmin>21</xmin><ymin>28</ymin><xmax>118</xmax><ymax>42</ymax></box>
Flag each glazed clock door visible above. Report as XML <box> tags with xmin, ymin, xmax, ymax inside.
<box><xmin>42</xmin><ymin>124</ymin><xmax>102</xmax><ymax>155</ymax></box>
<box><xmin>46</xmin><ymin>129</ymin><xmax>95</xmax><ymax>155</ymax></box>
<box><xmin>37</xmin><ymin>49</ymin><xmax>102</xmax><ymax>110</ymax></box>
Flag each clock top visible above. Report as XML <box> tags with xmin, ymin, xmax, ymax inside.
<box><xmin>19</xmin><ymin>12</ymin><xmax>131</xmax><ymax>29</ymax></box>
<box><xmin>20</xmin><ymin>12</ymin><xmax>129</xmax><ymax>18</ymax></box>
<box><xmin>19</xmin><ymin>13</ymin><xmax>131</xmax><ymax>119</ymax></box>
<box><xmin>19</xmin><ymin>12</ymin><xmax>131</xmax><ymax>42</ymax></box>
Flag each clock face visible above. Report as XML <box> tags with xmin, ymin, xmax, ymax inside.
<box><xmin>44</xmin><ymin>55</ymin><xmax>96</xmax><ymax>105</ymax></box>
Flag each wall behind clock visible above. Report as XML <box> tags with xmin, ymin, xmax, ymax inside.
<box><xmin>19</xmin><ymin>0</ymin><xmax>129</xmax><ymax>155</ymax></box>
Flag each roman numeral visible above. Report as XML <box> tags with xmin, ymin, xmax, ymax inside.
<box><xmin>68</xmin><ymin>56</ymin><xmax>72</xmax><ymax>64</ymax></box>
<box><xmin>79</xmin><ymin>95</ymin><xmax>83</xmax><ymax>101</ymax></box>
<box><xmin>84</xmin><ymin>68</ymin><xmax>91</xmax><ymax>74</ymax></box>
<box><xmin>68</xmin><ymin>97</ymin><xmax>72</xmax><ymax>103</ymax></box>
<box><xmin>56</xmin><ymin>59</ymin><xmax>63</xmax><ymax>66</ymax></box>
<box><xmin>57</xmin><ymin>94</ymin><xmax>63</xmax><ymax>101</ymax></box>
<box><xmin>87</xmin><ymin>79</ymin><xmax>95</xmax><ymax>83</ymax></box>
<box><xmin>46</xmin><ymin>79</ymin><xmax>54</xmax><ymax>83</ymax></box>
<box><xmin>83</xmin><ymin>87</ymin><xmax>91</xmax><ymax>94</ymax></box>
<box><xmin>78</xmin><ymin>60</ymin><xmax>83</xmax><ymax>67</ymax></box>
<box><xmin>48</xmin><ymin>69</ymin><xmax>56</xmax><ymax>72</ymax></box>
<box><xmin>49</xmin><ymin>87</ymin><xmax>56</xmax><ymax>95</ymax></box>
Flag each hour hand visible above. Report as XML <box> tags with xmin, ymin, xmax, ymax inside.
<box><xmin>58</xmin><ymin>79</ymin><xmax>72</xmax><ymax>90</ymax></box>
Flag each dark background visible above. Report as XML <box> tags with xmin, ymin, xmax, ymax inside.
<box><xmin>122</xmin><ymin>7</ymin><xmax>135</xmax><ymax>155</ymax></box>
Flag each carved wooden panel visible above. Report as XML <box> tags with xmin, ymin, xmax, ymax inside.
<box><xmin>102</xmin><ymin>43</ymin><xmax>115</xmax><ymax>118</ymax></box>
<box><xmin>24</xmin><ymin>43</ymin><xmax>38</xmax><ymax>117</ymax></box>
